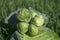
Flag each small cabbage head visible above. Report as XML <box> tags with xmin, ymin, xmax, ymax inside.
<box><xmin>31</xmin><ymin>15</ymin><xmax>45</xmax><ymax>27</ymax></box>
<box><xmin>29</xmin><ymin>24</ymin><xmax>39</xmax><ymax>36</ymax></box>
<box><xmin>17</xmin><ymin>22</ymin><xmax>29</xmax><ymax>33</ymax></box>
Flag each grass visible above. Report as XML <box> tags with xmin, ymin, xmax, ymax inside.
<box><xmin>0</xmin><ymin>0</ymin><xmax>60</xmax><ymax>40</ymax></box>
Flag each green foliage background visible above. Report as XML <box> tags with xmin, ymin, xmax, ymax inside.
<box><xmin>0</xmin><ymin>0</ymin><xmax>60</xmax><ymax>40</ymax></box>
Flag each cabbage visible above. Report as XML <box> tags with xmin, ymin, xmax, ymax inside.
<box><xmin>16</xmin><ymin>8</ymin><xmax>31</xmax><ymax>22</ymax></box>
<box><xmin>31</xmin><ymin>15</ymin><xmax>45</xmax><ymax>27</ymax></box>
<box><xmin>17</xmin><ymin>22</ymin><xmax>29</xmax><ymax>33</ymax></box>
<box><xmin>29</xmin><ymin>24</ymin><xmax>38</xmax><ymax>36</ymax></box>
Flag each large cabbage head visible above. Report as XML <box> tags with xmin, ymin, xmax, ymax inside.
<box><xmin>16</xmin><ymin>8</ymin><xmax>31</xmax><ymax>22</ymax></box>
